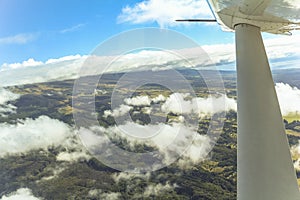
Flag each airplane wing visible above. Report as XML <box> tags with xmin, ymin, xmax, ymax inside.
<box><xmin>208</xmin><ymin>0</ymin><xmax>300</xmax><ymax>34</ymax></box>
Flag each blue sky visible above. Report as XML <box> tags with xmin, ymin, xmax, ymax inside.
<box><xmin>0</xmin><ymin>0</ymin><xmax>235</xmax><ymax>65</ymax></box>
<box><xmin>0</xmin><ymin>0</ymin><xmax>299</xmax><ymax>85</ymax></box>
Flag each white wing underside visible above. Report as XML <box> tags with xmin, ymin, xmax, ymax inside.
<box><xmin>209</xmin><ymin>0</ymin><xmax>300</xmax><ymax>34</ymax></box>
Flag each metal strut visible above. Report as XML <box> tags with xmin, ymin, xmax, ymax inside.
<box><xmin>235</xmin><ymin>23</ymin><xmax>300</xmax><ymax>200</ymax></box>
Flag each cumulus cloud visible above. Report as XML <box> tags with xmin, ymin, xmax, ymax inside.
<box><xmin>104</xmin><ymin>93</ymin><xmax>236</xmax><ymax>119</ymax></box>
<box><xmin>152</xmin><ymin>94</ymin><xmax>166</xmax><ymax>103</ymax></box>
<box><xmin>161</xmin><ymin>93</ymin><xmax>236</xmax><ymax>116</ymax></box>
<box><xmin>124</xmin><ymin>95</ymin><xmax>152</xmax><ymax>106</ymax></box>
<box><xmin>118</xmin><ymin>0</ymin><xmax>213</xmax><ymax>28</ymax></box>
<box><xmin>56</xmin><ymin>151</ymin><xmax>91</xmax><ymax>163</ymax></box>
<box><xmin>80</xmin><ymin>121</ymin><xmax>212</xmax><ymax>167</ymax></box>
<box><xmin>103</xmin><ymin>104</ymin><xmax>132</xmax><ymax>118</ymax></box>
<box><xmin>276</xmin><ymin>83</ymin><xmax>300</xmax><ymax>116</ymax></box>
<box><xmin>0</xmin><ymin>55</ymin><xmax>85</xmax><ymax>86</ymax></box>
<box><xmin>179</xmin><ymin>133</ymin><xmax>212</xmax><ymax>163</ymax></box>
<box><xmin>0</xmin><ymin>88</ymin><xmax>20</xmax><ymax>117</ymax></box>
<box><xmin>0</xmin><ymin>116</ymin><xmax>72</xmax><ymax>157</ymax></box>
<box><xmin>97</xmin><ymin>92</ymin><xmax>237</xmax><ymax>169</ymax></box>
<box><xmin>104</xmin><ymin>94</ymin><xmax>167</xmax><ymax>118</ymax></box>
<box><xmin>0</xmin><ymin>188</ymin><xmax>41</xmax><ymax>200</ymax></box>
<box><xmin>1</xmin><ymin>58</ymin><xmax>43</xmax><ymax>70</ymax></box>
<box><xmin>294</xmin><ymin>158</ymin><xmax>300</xmax><ymax>171</ymax></box>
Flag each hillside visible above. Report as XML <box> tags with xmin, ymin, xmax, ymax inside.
<box><xmin>0</xmin><ymin>69</ymin><xmax>299</xmax><ymax>199</ymax></box>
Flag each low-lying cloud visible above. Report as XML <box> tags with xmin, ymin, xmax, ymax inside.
<box><xmin>112</xmin><ymin>171</ymin><xmax>151</xmax><ymax>183</ymax></box>
<box><xmin>88</xmin><ymin>189</ymin><xmax>121</xmax><ymax>200</ymax></box>
<box><xmin>80</xmin><ymin>120</ymin><xmax>212</xmax><ymax>169</ymax></box>
<box><xmin>105</xmin><ymin>93</ymin><xmax>237</xmax><ymax>119</ymax></box>
<box><xmin>0</xmin><ymin>188</ymin><xmax>41</xmax><ymax>200</ymax></box>
<box><xmin>98</xmin><ymin>92</ymin><xmax>235</xmax><ymax>168</ymax></box>
<box><xmin>1</xmin><ymin>32</ymin><xmax>299</xmax><ymax>87</ymax></box>
<box><xmin>143</xmin><ymin>182</ymin><xmax>176</xmax><ymax>197</ymax></box>
<box><xmin>0</xmin><ymin>116</ymin><xmax>72</xmax><ymax>157</ymax></box>
<box><xmin>0</xmin><ymin>88</ymin><xmax>20</xmax><ymax>117</ymax></box>
<box><xmin>291</xmin><ymin>142</ymin><xmax>300</xmax><ymax>171</ymax></box>
<box><xmin>104</xmin><ymin>104</ymin><xmax>133</xmax><ymax>118</ymax></box>
<box><xmin>124</xmin><ymin>95</ymin><xmax>152</xmax><ymax>106</ymax></box>
<box><xmin>276</xmin><ymin>83</ymin><xmax>300</xmax><ymax>116</ymax></box>
<box><xmin>161</xmin><ymin>93</ymin><xmax>236</xmax><ymax>116</ymax></box>
<box><xmin>56</xmin><ymin>151</ymin><xmax>91</xmax><ymax>163</ymax></box>
<box><xmin>0</xmin><ymin>55</ymin><xmax>85</xmax><ymax>86</ymax></box>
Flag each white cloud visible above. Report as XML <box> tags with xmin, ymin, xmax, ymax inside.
<box><xmin>0</xmin><ymin>55</ymin><xmax>85</xmax><ymax>86</ymax></box>
<box><xmin>118</xmin><ymin>0</ymin><xmax>213</xmax><ymax>28</ymax></box>
<box><xmin>104</xmin><ymin>104</ymin><xmax>133</xmax><ymax>118</ymax></box>
<box><xmin>0</xmin><ymin>33</ymin><xmax>37</xmax><ymax>45</ymax></box>
<box><xmin>0</xmin><ymin>88</ymin><xmax>20</xmax><ymax>105</ymax></box>
<box><xmin>45</xmin><ymin>54</ymin><xmax>82</xmax><ymax>64</ymax></box>
<box><xmin>38</xmin><ymin>163</ymin><xmax>68</xmax><ymax>181</ymax></box>
<box><xmin>56</xmin><ymin>151</ymin><xmax>90</xmax><ymax>163</ymax></box>
<box><xmin>265</xmin><ymin>34</ymin><xmax>300</xmax><ymax>59</ymax></box>
<box><xmin>0</xmin><ymin>32</ymin><xmax>299</xmax><ymax>87</ymax></box>
<box><xmin>0</xmin><ymin>188</ymin><xmax>41</xmax><ymax>200</ymax></box>
<box><xmin>104</xmin><ymin>93</ymin><xmax>236</xmax><ymax>120</ymax></box>
<box><xmin>81</xmin><ymin>121</ymin><xmax>212</xmax><ymax>167</ymax></box>
<box><xmin>142</xmin><ymin>106</ymin><xmax>152</xmax><ymax>114</ymax></box>
<box><xmin>276</xmin><ymin>83</ymin><xmax>300</xmax><ymax>116</ymax></box>
<box><xmin>291</xmin><ymin>141</ymin><xmax>300</xmax><ymax>171</ymax></box>
<box><xmin>202</xmin><ymin>44</ymin><xmax>235</xmax><ymax>66</ymax></box>
<box><xmin>0</xmin><ymin>116</ymin><xmax>72</xmax><ymax>157</ymax></box>
<box><xmin>283</xmin><ymin>0</ymin><xmax>300</xmax><ymax>10</ymax></box>
<box><xmin>0</xmin><ymin>88</ymin><xmax>20</xmax><ymax>117</ymax></box>
<box><xmin>294</xmin><ymin>159</ymin><xmax>300</xmax><ymax>171</ymax></box>
<box><xmin>143</xmin><ymin>182</ymin><xmax>176</xmax><ymax>197</ymax></box>
<box><xmin>161</xmin><ymin>93</ymin><xmax>193</xmax><ymax>114</ymax></box>
<box><xmin>88</xmin><ymin>189</ymin><xmax>121</xmax><ymax>200</ymax></box>
<box><xmin>112</xmin><ymin>172</ymin><xmax>150</xmax><ymax>183</ymax></box>
<box><xmin>161</xmin><ymin>93</ymin><xmax>236</xmax><ymax>116</ymax></box>
<box><xmin>1</xmin><ymin>58</ymin><xmax>43</xmax><ymax>70</ymax></box>
<box><xmin>1</xmin><ymin>54</ymin><xmax>83</xmax><ymax>72</ymax></box>
<box><xmin>104</xmin><ymin>94</ymin><xmax>166</xmax><ymax>118</ymax></box>
<box><xmin>124</xmin><ymin>95</ymin><xmax>151</xmax><ymax>106</ymax></box>
<box><xmin>180</xmin><ymin>133</ymin><xmax>211</xmax><ymax>163</ymax></box>
<box><xmin>0</xmin><ymin>104</ymin><xmax>17</xmax><ymax>117</ymax></box>
<box><xmin>152</xmin><ymin>94</ymin><xmax>166</xmax><ymax>103</ymax></box>
<box><xmin>60</xmin><ymin>23</ymin><xmax>85</xmax><ymax>34</ymax></box>
<box><xmin>97</xmin><ymin>92</ymin><xmax>237</xmax><ymax>168</ymax></box>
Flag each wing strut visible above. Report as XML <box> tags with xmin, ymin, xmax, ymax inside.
<box><xmin>235</xmin><ymin>23</ymin><xmax>300</xmax><ymax>200</ymax></box>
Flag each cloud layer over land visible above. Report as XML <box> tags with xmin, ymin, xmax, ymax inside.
<box><xmin>0</xmin><ymin>116</ymin><xmax>72</xmax><ymax>157</ymax></box>
<box><xmin>0</xmin><ymin>32</ymin><xmax>299</xmax><ymax>87</ymax></box>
